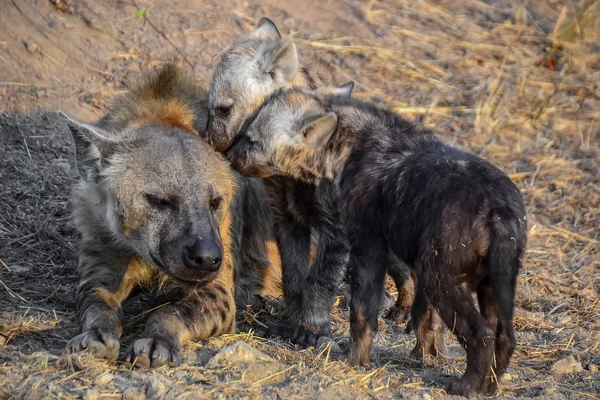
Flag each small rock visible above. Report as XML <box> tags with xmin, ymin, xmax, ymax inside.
<box><xmin>173</xmin><ymin>370</ymin><xmax>187</xmax><ymax>380</ymax></box>
<box><xmin>316</xmin><ymin>337</ymin><xmax>342</xmax><ymax>354</ymax></box>
<box><xmin>7</xmin><ymin>264</ymin><xmax>31</xmax><ymax>274</ymax></box>
<box><xmin>189</xmin><ymin>371</ymin><xmax>210</xmax><ymax>384</ymax></box>
<box><xmin>122</xmin><ymin>387</ymin><xmax>141</xmax><ymax>400</ymax></box>
<box><xmin>317</xmin><ymin>384</ymin><xmax>361</xmax><ymax>400</ymax></box>
<box><xmin>503</xmin><ymin>373</ymin><xmax>513</xmax><ymax>381</ymax></box>
<box><xmin>589</xmin><ymin>364</ymin><xmax>598</xmax><ymax>373</ymax></box>
<box><xmin>24</xmin><ymin>40</ymin><xmax>38</xmax><ymax>53</ymax></box>
<box><xmin>83</xmin><ymin>389</ymin><xmax>100</xmax><ymax>400</ymax></box>
<box><xmin>208</xmin><ymin>341</ymin><xmax>276</xmax><ymax>367</ymax></box>
<box><xmin>0</xmin><ymin>335</ymin><xmax>7</xmax><ymax>346</ymax></box>
<box><xmin>551</xmin><ymin>355</ymin><xmax>583</xmax><ymax>375</ymax></box>
<box><xmin>146</xmin><ymin>377</ymin><xmax>166</xmax><ymax>399</ymax></box>
<box><xmin>94</xmin><ymin>372</ymin><xmax>114</xmax><ymax>385</ymax></box>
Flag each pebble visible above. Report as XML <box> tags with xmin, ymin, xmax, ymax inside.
<box><xmin>146</xmin><ymin>377</ymin><xmax>166</xmax><ymax>399</ymax></box>
<box><xmin>83</xmin><ymin>389</ymin><xmax>100</xmax><ymax>400</ymax></box>
<box><xmin>24</xmin><ymin>40</ymin><xmax>38</xmax><ymax>53</ymax></box>
<box><xmin>122</xmin><ymin>387</ymin><xmax>141</xmax><ymax>400</ymax></box>
<box><xmin>551</xmin><ymin>355</ymin><xmax>583</xmax><ymax>375</ymax></box>
<box><xmin>208</xmin><ymin>341</ymin><xmax>276</xmax><ymax>367</ymax></box>
<box><xmin>173</xmin><ymin>370</ymin><xmax>187</xmax><ymax>380</ymax></box>
<box><xmin>94</xmin><ymin>372</ymin><xmax>114</xmax><ymax>385</ymax></box>
<box><xmin>0</xmin><ymin>335</ymin><xmax>7</xmax><ymax>347</ymax></box>
<box><xmin>317</xmin><ymin>384</ymin><xmax>360</xmax><ymax>400</ymax></box>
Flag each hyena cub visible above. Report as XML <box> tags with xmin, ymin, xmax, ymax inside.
<box><xmin>203</xmin><ymin>17</ymin><xmax>412</xmax><ymax>346</ymax></box>
<box><xmin>60</xmin><ymin>65</ymin><xmax>247</xmax><ymax>368</ymax></box>
<box><xmin>226</xmin><ymin>88</ymin><xmax>527</xmax><ymax>397</ymax></box>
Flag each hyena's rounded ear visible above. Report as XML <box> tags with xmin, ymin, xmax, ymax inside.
<box><xmin>264</xmin><ymin>38</ymin><xmax>299</xmax><ymax>87</ymax></box>
<box><xmin>250</xmin><ymin>17</ymin><xmax>282</xmax><ymax>40</ymax></box>
<box><xmin>316</xmin><ymin>81</ymin><xmax>355</xmax><ymax>99</ymax></box>
<box><xmin>58</xmin><ymin>111</ymin><xmax>119</xmax><ymax>182</ymax></box>
<box><xmin>299</xmin><ymin>112</ymin><xmax>338</xmax><ymax>148</ymax></box>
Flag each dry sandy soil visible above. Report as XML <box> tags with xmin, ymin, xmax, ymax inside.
<box><xmin>1</xmin><ymin>0</ymin><xmax>599</xmax><ymax>399</ymax></box>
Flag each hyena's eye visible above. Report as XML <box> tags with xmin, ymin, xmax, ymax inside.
<box><xmin>210</xmin><ymin>196</ymin><xmax>224</xmax><ymax>210</ymax></box>
<box><xmin>145</xmin><ymin>194</ymin><xmax>172</xmax><ymax>209</ymax></box>
<box><xmin>216</xmin><ymin>105</ymin><xmax>231</xmax><ymax>116</ymax></box>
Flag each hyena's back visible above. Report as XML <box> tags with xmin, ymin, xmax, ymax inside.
<box><xmin>98</xmin><ymin>63</ymin><xmax>209</xmax><ymax>134</ymax></box>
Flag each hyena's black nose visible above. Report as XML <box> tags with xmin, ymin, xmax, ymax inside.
<box><xmin>185</xmin><ymin>238</ymin><xmax>222</xmax><ymax>272</ymax></box>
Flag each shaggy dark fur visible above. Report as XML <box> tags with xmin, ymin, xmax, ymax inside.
<box><xmin>226</xmin><ymin>88</ymin><xmax>527</xmax><ymax>396</ymax></box>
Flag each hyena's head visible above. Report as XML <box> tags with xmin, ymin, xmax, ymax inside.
<box><xmin>204</xmin><ymin>18</ymin><xmax>300</xmax><ymax>152</ymax></box>
<box><xmin>61</xmin><ymin>112</ymin><xmax>235</xmax><ymax>284</ymax></box>
<box><xmin>225</xmin><ymin>85</ymin><xmax>353</xmax><ymax>179</ymax></box>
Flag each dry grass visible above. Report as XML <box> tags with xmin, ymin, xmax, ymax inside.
<box><xmin>1</xmin><ymin>0</ymin><xmax>599</xmax><ymax>398</ymax></box>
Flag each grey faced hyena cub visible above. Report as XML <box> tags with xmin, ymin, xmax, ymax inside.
<box><xmin>202</xmin><ymin>17</ymin><xmax>415</xmax><ymax>347</ymax></box>
<box><xmin>226</xmin><ymin>87</ymin><xmax>527</xmax><ymax>397</ymax></box>
<box><xmin>61</xmin><ymin>64</ymin><xmax>279</xmax><ymax>368</ymax></box>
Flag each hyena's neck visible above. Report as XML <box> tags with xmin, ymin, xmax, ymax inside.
<box><xmin>289</xmin><ymin>53</ymin><xmax>338</xmax><ymax>90</ymax></box>
<box><xmin>274</xmin><ymin>132</ymin><xmax>353</xmax><ymax>185</ymax></box>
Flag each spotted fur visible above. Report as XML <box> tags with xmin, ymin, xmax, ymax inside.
<box><xmin>61</xmin><ymin>64</ymin><xmax>281</xmax><ymax>368</ymax></box>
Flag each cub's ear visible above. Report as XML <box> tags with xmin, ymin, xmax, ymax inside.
<box><xmin>249</xmin><ymin>17</ymin><xmax>282</xmax><ymax>40</ymax></box>
<box><xmin>58</xmin><ymin>111</ymin><xmax>119</xmax><ymax>182</ymax></box>
<box><xmin>316</xmin><ymin>81</ymin><xmax>355</xmax><ymax>99</ymax></box>
<box><xmin>260</xmin><ymin>38</ymin><xmax>299</xmax><ymax>87</ymax></box>
<box><xmin>297</xmin><ymin>111</ymin><xmax>338</xmax><ymax>148</ymax></box>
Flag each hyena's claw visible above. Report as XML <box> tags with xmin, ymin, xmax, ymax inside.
<box><xmin>125</xmin><ymin>337</ymin><xmax>181</xmax><ymax>368</ymax></box>
<box><xmin>67</xmin><ymin>328</ymin><xmax>120</xmax><ymax>361</ymax></box>
<box><xmin>266</xmin><ymin>314</ymin><xmax>299</xmax><ymax>340</ymax></box>
<box><xmin>291</xmin><ymin>323</ymin><xmax>331</xmax><ymax>348</ymax></box>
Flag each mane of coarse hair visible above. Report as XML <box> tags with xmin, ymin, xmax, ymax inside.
<box><xmin>97</xmin><ymin>63</ymin><xmax>209</xmax><ymax>135</ymax></box>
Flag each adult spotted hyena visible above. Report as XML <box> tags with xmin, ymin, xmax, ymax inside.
<box><xmin>226</xmin><ymin>87</ymin><xmax>527</xmax><ymax>397</ymax></box>
<box><xmin>203</xmin><ymin>17</ymin><xmax>412</xmax><ymax>347</ymax></box>
<box><xmin>61</xmin><ymin>64</ymin><xmax>280</xmax><ymax>368</ymax></box>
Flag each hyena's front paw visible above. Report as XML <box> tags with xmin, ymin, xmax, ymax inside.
<box><xmin>67</xmin><ymin>328</ymin><xmax>120</xmax><ymax>361</ymax></box>
<box><xmin>291</xmin><ymin>320</ymin><xmax>331</xmax><ymax>348</ymax></box>
<box><xmin>124</xmin><ymin>337</ymin><xmax>181</xmax><ymax>368</ymax></box>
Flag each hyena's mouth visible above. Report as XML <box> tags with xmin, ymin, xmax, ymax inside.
<box><xmin>150</xmin><ymin>253</ymin><xmax>169</xmax><ymax>272</ymax></box>
<box><xmin>150</xmin><ymin>252</ymin><xmax>218</xmax><ymax>284</ymax></box>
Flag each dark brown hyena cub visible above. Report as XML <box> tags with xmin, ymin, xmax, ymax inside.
<box><xmin>60</xmin><ymin>64</ymin><xmax>280</xmax><ymax>368</ymax></box>
<box><xmin>204</xmin><ymin>17</ymin><xmax>413</xmax><ymax>347</ymax></box>
<box><xmin>226</xmin><ymin>88</ymin><xmax>527</xmax><ymax>397</ymax></box>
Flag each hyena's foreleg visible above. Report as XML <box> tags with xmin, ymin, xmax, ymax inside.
<box><xmin>265</xmin><ymin>182</ymin><xmax>312</xmax><ymax>339</ymax></box>
<box><xmin>67</xmin><ymin>253</ymin><xmax>140</xmax><ymax>361</ymax></box>
<box><xmin>293</xmin><ymin>184</ymin><xmax>350</xmax><ymax>347</ymax></box>
<box><xmin>125</xmin><ymin>273</ymin><xmax>236</xmax><ymax>368</ymax></box>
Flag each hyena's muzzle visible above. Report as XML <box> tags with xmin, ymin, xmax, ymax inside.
<box><xmin>155</xmin><ymin>211</ymin><xmax>224</xmax><ymax>283</ymax></box>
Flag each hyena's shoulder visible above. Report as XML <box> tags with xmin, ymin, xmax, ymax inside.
<box><xmin>98</xmin><ymin>63</ymin><xmax>209</xmax><ymax>135</ymax></box>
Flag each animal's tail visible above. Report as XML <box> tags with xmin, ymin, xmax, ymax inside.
<box><xmin>488</xmin><ymin>216</ymin><xmax>524</xmax><ymax>322</ymax></box>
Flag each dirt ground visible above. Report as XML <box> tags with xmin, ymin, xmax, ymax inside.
<box><xmin>1</xmin><ymin>0</ymin><xmax>599</xmax><ymax>399</ymax></box>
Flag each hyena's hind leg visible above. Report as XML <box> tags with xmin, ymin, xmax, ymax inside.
<box><xmin>348</xmin><ymin>240</ymin><xmax>389</xmax><ymax>366</ymax></box>
<box><xmin>423</xmin><ymin>262</ymin><xmax>495</xmax><ymax>397</ymax></box>
<box><xmin>477</xmin><ymin>278</ymin><xmax>518</xmax><ymax>396</ymax></box>
<box><xmin>408</xmin><ymin>283</ymin><xmax>447</xmax><ymax>360</ymax></box>
<box><xmin>385</xmin><ymin>253</ymin><xmax>414</xmax><ymax>324</ymax></box>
